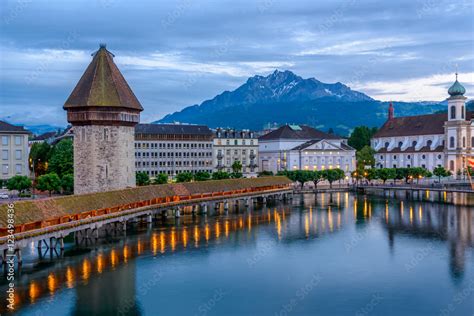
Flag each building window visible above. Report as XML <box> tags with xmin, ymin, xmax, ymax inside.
<box><xmin>15</xmin><ymin>150</ymin><xmax>21</xmax><ymax>160</ymax></box>
<box><xmin>14</xmin><ymin>136</ymin><xmax>22</xmax><ymax>146</ymax></box>
<box><xmin>2</xmin><ymin>164</ymin><xmax>8</xmax><ymax>174</ymax></box>
<box><xmin>398</xmin><ymin>141</ymin><xmax>403</xmax><ymax>147</ymax></box>
<box><xmin>393</xmin><ymin>155</ymin><xmax>397</xmax><ymax>160</ymax></box>
<box><xmin>450</xmin><ymin>106</ymin><xmax>456</xmax><ymax>119</ymax></box>
<box><xmin>449</xmin><ymin>136</ymin><xmax>455</xmax><ymax>148</ymax></box>
<box><xmin>427</xmin><ymin>140</ymin><xmax>432</xmax><ymax>147</ymax></box>
<box><xmin>1</xmin><ymin>136</ymin><xmax>8</xmax><ymax>146</ymax></box>
<box><xmin>421</xmin><ymin>155</ymin><xmax>426</xmax><ymax>160</ymax></box>
<box><xmin>461</xmin><ymin>106</ymin><xmax>465</xmax><ymax>119</ymax></box>
<box><xmin>15</xmin><ymin>164</ymin><xmax>22</xmax><ymax>174</ymax></box>
<box><xmin>472</xmin><ymin>137</ymin><xmax>474</xmax><ymax>147</ymax></box>
<box><xmin>384</xmin><ymin>142</ymin><xmax>389</xmax><ymax>148</ymax></box>
<box><xmin>462</xmin><ymin>137</ymin><xmax>466</xmax><ymax>148</ymax></box>
<box><xmin>407</xmin><ymin>155</ymin><xmax>411</xmax><ymax>159</ymax></box>
<box><xmin>437</xmin><ymin>154</ymin><xmax>442</xmax><ymax>159</ymax></box>
<box><xmin>449</xmin><ymin>160</ymin><xmax>454</xmax><ymax>171</ymax></box>
<box><xmin>2</xmin><ymin>150</ymin><xmax>8</xmax><ymax>160</ymax></box>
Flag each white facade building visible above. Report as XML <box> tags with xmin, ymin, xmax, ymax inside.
<box><xmin>258</xmin><ymin>124</ymin><xmax>356</xmax><ymax>174</ymax></box>
<box><xmin>135</xmin><ymin>124</ymin><xmax>213</xmax><ymax>178</ymax></box>
<box><xmin>0</xmin><ymin>121</ymin><xmax>31</xmax><ymax>180</ymax></box>
<box><xmin>213</xmin><ymin>128</ymin><xmax>258</xmax><ymax>176</ymax></box>
<box><xmin>371</xmin><ymin>76</ymin><xmax>473</xmax><ymax>174</ymax></box>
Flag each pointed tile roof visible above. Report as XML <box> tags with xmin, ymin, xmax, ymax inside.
<box><xmin>64</xmin><ymin>44</ymin><xmax>143</xmax><ymax>111</ymax></box>
<box><xmin>259</xmin><ymin>125</ymin><xmax>339</xmax><ymax>141</ymax></box>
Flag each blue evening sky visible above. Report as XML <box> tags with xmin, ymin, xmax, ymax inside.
<box><xmin>0</xmin><ymin>0</ymin><xmax>473</xmax><ymax>127</ymax></box>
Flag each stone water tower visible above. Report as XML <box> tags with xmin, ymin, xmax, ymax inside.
<box><xmin>64</xmin><ymin>44</ymin><xmax>143</xmax><ymax>194</ymax></box>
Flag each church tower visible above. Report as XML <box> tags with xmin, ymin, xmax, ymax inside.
<box><xmin>64</xmin><ymin>44</ymin><xmax>143</xmax><ymax>194</ymax></box>
<box><xmin>444</xmin><ymin>73</ymin><xmax>469</xmax><ymax>174</ymax></box>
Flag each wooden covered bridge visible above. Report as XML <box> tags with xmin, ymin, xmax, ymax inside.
<box><xmin>0</xmin><ymin>177</ymin><xmax>292</xmax><ymax>264</ymax></box>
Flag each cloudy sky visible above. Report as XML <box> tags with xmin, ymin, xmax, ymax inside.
<box><xmin>1</xmin><ymin>0</ymin><xmax>473</xmax><ymax>127</ymax></box>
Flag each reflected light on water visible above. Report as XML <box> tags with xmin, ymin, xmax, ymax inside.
<box><xmin>160</xmin><ymin>231</ymin><xmax>165</xmax><ymax>254</ymax></box>
<box><xmin>29</xmin><ymin>282</ymin><xmax>39</xmax><ymax>303</ymax></box>
<box><xmin>110</xmin><ymin>249</ymin><xmax>118</xmax><ymax>268</ymax></box>
<box><xmin>328</xmin><ymin>207</ymin><xmax>333</xmax><ymax>232</ymax></box>
<box><xmin>66</xmin><ymin>267</ymin><xmax>74</xmax><ymax>289</ymax></box>
<box><xmin>97</xmin><ymin>254</ymin><xmax>104</xmax><ymax>273</ymax></box>
<box><xmin>123</xmin><ymin>245</ymin><xmax>130</xmax><ymax>263</ymax></box>
<box><xmin>205</xmin><ymin>224</ymin><xmax>210</xmax><ymax>242</ymax></box>
<box><xmin>183</xmin><ymin>228</ymin><xmax>188</xmax><ymax>248</ymax></box>
<box><xmin>171</xmin><ymin>230</ymin><xmax>176</xmax><ymax>252</ymax></box>
<box><xmin>82</xmin><ymin>259</ymin><xmax>91</xmax><ymax>281</ymax></box>
<box><xmin>47</xmin><ymin>273</ymin><xmax>57</xmax><ymax>295</ymax></box>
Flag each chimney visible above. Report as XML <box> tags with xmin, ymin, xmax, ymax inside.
<box><xmin>388</xmin><ymin>102</ymin><xmax>394</xmax><ymax>120</ymax></box>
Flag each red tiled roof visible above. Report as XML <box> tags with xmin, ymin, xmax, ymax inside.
<box><xmin>259</xmin><ymin>125</ymin><xmax>339</xmax><ymax>141</ymax></box>
<box><xmin>373</xmin><ymin>112</ymin><xmax>473</xmax><ymax>138</ymax></box>
<box><xmin>64</xmin><ymin>45</ymin><xmax>143</xmax><ymax>111</ymax></box>
<box><xmin>0</xmin><ymin>120</ymin><xmax>30</xmax><ymax>134</ymax></box>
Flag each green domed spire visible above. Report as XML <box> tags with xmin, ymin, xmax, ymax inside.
<box><xmin>448</xmin><ymin>73</ymin><xmax>466</xmax><ymax>96</ymax></box>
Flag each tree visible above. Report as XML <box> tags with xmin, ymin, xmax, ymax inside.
<box><xmin>61</xmin><ymin>174</ymin><xmax>74</xmax><ymax>194</ymax></box>
<box><xmin>231</xmin><ymin>172</ymin><xmax>243</xmax><ymax>179</ymax></box>
<box><xmin>433</xmin><ymin>166</ymin><xmax>451</xmax><ymax>182</ymax></box>
<box><xmin>194</xmin><ymin>171</ymin><xmax>211</xmax><ymax>181</ymax></box>
<box><xmin>364</xmin><ymin>168</ymin><xmax>379</xmax><ymax>183</ymax></box>
<box><xmin>377</xmin><ymin>168</ymin><xmax>396</xmax><ymax>184</ymax></box>
<box><xmin>29</xmin><ymin>142</ymin><xmax>51</xmax><ymax>176</ymax></box>
<box><xmin>176</xmin><ymin>172</ymin><xmax>193</xmax><ymax>183</ymax></box>
<box><xmin>36</xmin><ymin>173</ymin><xmax>61</xmax><ymax>196</ymax></box>
<box><xmin>356</xmin><ymin>145</ymin><xmax>376</xmax><ymax>168</ymax></box>
<box><xmin>348</xmin><ymin>126</ymin><xmax>377</xmax><ymax>151</ymax></box>
<box><xmin>258</xmin><ymin>171</ymin><xmax>274</xmax><ymax>177</ymax></box>
<box><xmin>231</xmin><ymin>160</ymin><xmax>243</xmax><ymax>174</ymax></box>
<box><xmin>212</xmin><ymin>171</ymin><xmax>231</xmax><ymax>180</ymax></box>
<box><xmin>6</xmin><ymin>176</ymin><xmax>32</xmax><ymax>194</ymax></box>
<box><xmin>153</xmin><ymin>173</ymin><xmax>168</xmax><ymax>185</ymax></box>
<box><xmin>308</xmin><ymin>170</ymin><xmax>323</xmax><ymax>188</ymax></box>
<box><xmin>136</xmin><ymin>172</ymin><xmax>150</xmax><ymax>186</ymax></box>
<box><xmin>396</xmin><ymin>168</ymin><xmax>410</xmax><ymax>183</ymax></box>
<box><xmin>322</xmin><ymin>169</ymin><xmax>345</xmax><ymax>188</ymax></box>
<box><xmin>48</xmin><ymin>139</ymin><xmax>73</xmax><ymax>178</ymax></box>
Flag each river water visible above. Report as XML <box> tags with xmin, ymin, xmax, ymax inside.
<box><xmin>1</xmin><ymin>193</ymin><xmax>473</xmax><ymax>315</ymax></box>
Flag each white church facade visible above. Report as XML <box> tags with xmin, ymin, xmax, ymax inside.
<box><xmin>371</xmin><ymin>76</ymin><xmax>473</xmax><ymax>174</ymax></box>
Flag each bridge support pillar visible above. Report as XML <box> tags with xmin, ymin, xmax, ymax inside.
<box><xmin>59</xmin><ymin>237</ymin><xmax>65</xmax><ymax>250</ymax></box>
<box><xmin>200</xmin><ymin>203</ymin><xmax>208</xmax><ymax>214</ymax></box>
<box><xmin>224</xmin><ymin>200</ymin><xmax>229</xmax><ymax>211</ymax></box>
<box><xmin>262</xmin><ymin>196</ymin><xmax>267</xmax><ymax>204</ymax></box>
<box><xmin>192</xmin><ymin>205</ymin><xmax>198</xmax><ymax>216</ymax></box>
<box><xmin>123</xmin><ymin>221</ymin><xmax>127</xmax><ymax>232</ymax></box>
<box><xmin>37</xmin><ymin>240</ymin><xmax>42</xmax><ymax>249</ymax></box>
<box><xmin>15</xmin><ymin>249</ymin><xmax>22</xmax><ymax>266</ymax></box>
<box><xmin>175</xmin><ymin>208</ymin><xmax>181</xmax><ymax>218</ymax></box>
<box><xmin>147</xmin><ymin>214</ymin><xmax>153</xmax><ymax>223</ymax></box>
<box><xmin>245</xmin><ymin>198</ymin><xmax>250</xmax><ymax>207</ymax></box>
<box><xmin>49</xmin><ymin>237</ymin><xmax>54</xmax><ymax>250</ymax></box>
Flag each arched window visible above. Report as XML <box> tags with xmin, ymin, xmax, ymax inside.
<box><xmin>450</xmin><ymin>106</ymin><xmax>456</xmax><ymax>119</ymax></box>
<box><xmin>398</xmin><ymin>141</ymin><xmax>403</xmax><ymax>147</ymax></box>
<box><xmin>449</xmin><ymin>160</ymin><xmax>455</xmax><ymax>171</ymax></box>
<box><xmin>412</xmin><ymin>141</ymin><xmax>417</xmax><ymax>147</ymax></box>
<box><xmin>385</xmin><ymin>142</ymin><xmax>389</xmax><ymax>148</ymax></box>
<box><xmin>450</xmin><ymin>136</ymin><xmax>455</xmax><ymax>148</ymax></box>
<box><xmin>461</xmin><ymin>106</ymin><xmax>465</xmax><ymax>119</ymax></box>
<box><xmin>427</xmin><ymin>140</ymin><xmax>432</xmax><ymax>147</ymax></box>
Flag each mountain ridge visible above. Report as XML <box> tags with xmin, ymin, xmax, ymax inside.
<box><xmin>156</xmin><ymin>70</ymin><xmax>456</xmax><ymax>135</ymax></box>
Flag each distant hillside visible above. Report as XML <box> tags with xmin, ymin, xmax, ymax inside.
<box><xmin>157</xmin><ymin>70</ymin><xmax>448</xmax><ymax>135</ymax></box>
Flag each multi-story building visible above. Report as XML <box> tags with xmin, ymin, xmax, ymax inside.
<box><xmin>135</xmin><ymin>123</ymin><xmax>213</xmax><ymax>178</ymax></box>
<box><xmin>213</xmin><ymin>128</ymin><xmax>258</xmax><ymax>177</ymax></box>
<box><xmin>0</xmin><ymin>121</ymin><xmax>31</xmax><ymax>180</ymax></box>
<box><xmin>258</xmin><ymin>124</ymin><xmax>356</xmax><ymax>174</ymax></box>
<box><xmin>371</xmin><ymin>75</ymin><xmax>473</xmax><ymax>173</ymax></box>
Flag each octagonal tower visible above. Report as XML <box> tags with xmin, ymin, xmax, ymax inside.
<box><xmin>64</xmin><ymin>44</ymin><xmax>143</xmax><ymax>194</ymax></box>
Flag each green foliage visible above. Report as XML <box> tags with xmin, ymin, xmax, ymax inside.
<box><xmin>29</xmin><ymin>142</ymin><xmax>51</xmax><ymax>176</ymax></box>
<box><xmin>377</xmin><ymin>168</ymin><xmax>396</xmax><ymax>183</ymax></box>
<box><xmin>348</xmin><ymin>126</ymin><xmax>378</xmax><ymax>151</ymax></box>
<box><xmin>61</xmin><ymin>174</ymin><xmax>74</xmax><ymax>194</ymax></box>
<box><xmin>231</xmin><ymin>160</ymin><xmax>243</xmax><ymax>173</ymax></box>
<box><xmin>363</xmin><ymin>168</ymin><xmax>379</xmax><ymax>182</ymax></box>
<box><xmin>48</xmin><ymin>139</ymin><xmax>73</xmax><ymax>178</ymax></box>
<box><xmin>194</xmin><ymin>171</ymin><xmax>211</xmax><ymax>181</ymax></box>
<box><xmin>6</xmin><ymin>176</ymin><xmax>32</xmax><ymax>194</ymax></box>
<box><xmin>212</xmin><ymin>171</ymin><xmax>231</xmax><ymax>180</ymax></box>
<box><xmin>321</xmin><ymin>169</ymin><xmax>345</xmax><ymax>187</ymax></box>
<box><xmin>136</xmin><ymin>172</ymin><xmax>150</xmax><ymax>186</ymax></box>
<box><xmin>433</xmin><ymin>166</ymin><xmax>451</xmax><ymax>182</ymax></box>
<box><xmin>231</xmin><ymin>172</ymin><xmax>243</xmax><ymax>179</ymax></box>
<box><xmin>176</xmin><ymin>172</ymin><xmax>193</xmax><ymax>183</ymax></box>
<box><xmin>356</xmin><ymin>145</ymin><xmax>376</xmax><ymax>168</ymax></box>
<box><xmin>153</xmin><ymin>173</ymin><xmax>168</xmax><ymax>185</ymax></box>
<box><xmin>37</xmin><ymin>173</ymin><xmax>61</xmax><ymax>196</ymax></box>
<box><xmin>258</xmin><ymin>171</ymin><xmax>274</xmax><ymax>177</ymax></box>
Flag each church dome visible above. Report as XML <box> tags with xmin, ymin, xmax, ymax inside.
<box><xmin>448</xmin><ymin>77</ymin><xmax>466</xmax><ymax>96</ymax></box>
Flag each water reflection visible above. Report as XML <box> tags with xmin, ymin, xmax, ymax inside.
<box><xmin>0</xmin><ymin>193</ymin><xmax>473</xmax><ymax>315</ymax></box>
